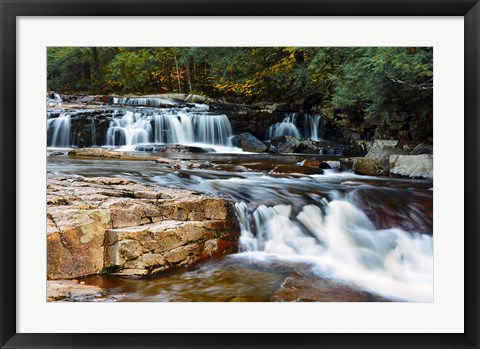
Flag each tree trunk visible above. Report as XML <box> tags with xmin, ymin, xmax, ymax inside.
<box><xmin>186</xmin><ymin>63</ymin><xmax>192</xmax><ymax>93</ymax></box>
<box><xmin>173</xmin><ymin>51</ymin><xmax>182</xmax><ymax>93</ymax></box>
<box><xmin>82</xmin><ymin>63</ymin><xmax>91</xmax><ymax>81</ymax></box>
<box><xmin>91</xmin><ymin>47</ymin><xmax>103</xmax><ymax>82</ymax></box>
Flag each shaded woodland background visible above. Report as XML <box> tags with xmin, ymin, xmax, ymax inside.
<box><xmin>48</xmin><ymin>47</ymin><xmax>433</xmax><ymax>123</ymax></box>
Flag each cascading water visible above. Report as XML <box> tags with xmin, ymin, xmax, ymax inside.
<box><xmin>234</xmin><ymin>199</ymin><xmax>433</xmax><ymax>302</ymax></box>
<box><xmin>106</xmin><ymin>111</ymin><xmax>153</xmax><ymax>146</ymax></box>
<box><xmin>111</xmin><ymin>97</ymin><xmax>176</xmax><ymax>107</ymax></box>
<box><xmin>267</xmin><ymin>114</ymin><xmax>301</xmax><ymax>139</ymax></box>
<box><xmin>48</xmin><ymin>147</ymin><xmax>434</xmax><ymax>301</ymax></box>
<box><xmin>47</xmin><ymin>114</ymin><xmax>71</xmax><ymax>147</ymax></box>
<box><xmin>192</xmin><ymin>113</ymin><xmax>233</xmax><ymax>145</ymax></box>
<box><xmin>304</xmin><ymin>114</ymin><xmax>324</xmax><ymax>141</ymax></box>
<box><xmin>267</xmin><ymin>113</ymin><xmax>324</xmax><ymax>141</ymax></box>
<box><xmin>105</xmin><ymin>110</ymin><xmax>233</xmax><ymax>147</ymax></box>
<box><xmin>153</xmin><ymin>112</ymin><xmax>194</xmax><ymax>144</ymax></box>
<box><xmin>47</xmin><ymin>92</ymin><xmax>63</xmax><ymax>107</ymax></box>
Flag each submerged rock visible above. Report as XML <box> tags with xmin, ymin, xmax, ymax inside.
<box><xmin>270</xmin><ymin>273</ymin><xmax>388</xmax><ymax>302</ymax></box>
<box><xmin>47</xmin><ymin>176</ymin><xmax>239</xmax><ymax>279</ymax></box>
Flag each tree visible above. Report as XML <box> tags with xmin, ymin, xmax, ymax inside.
<box><xmin>328</xmin><ymin>47</ymin><xmax>433</xmax><ymax>121</ymax></box>
<box><xmin>47</xmin><ymin>46</ymin><xmax>433</xmax><ymax>125</ymax></box>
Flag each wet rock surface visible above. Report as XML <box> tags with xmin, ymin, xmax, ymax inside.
<box><xmin>352</xmin><ymin>157</ymin><xmax>389</xmax><ymax>176</ymax></box>
<box><xmin>104</xmin><ymin>220</ymin><xmax>237</xmax><ymax>276</ymax></box>
<box><xmin>270</xmin><ymin>273</ymin><xmax>388</xmax><ymax>302</ymax></box>
<box><xmin>47</xmin><ymin>280</ymin><xmax>107</xmax><ymax>302</ymax></box>
<box><xmin>69</xmin><ymin>147</ymin><xmax>165</xmax><ymax>162</ymax></box>
<box><xmin>76</xmin><ymin>258</ymin><xmax>391</xmax><ymax>302</ymax></box>
<box><xmin>411</xmin><ymin>143</ymin><xmax>433</xmax><ymax>155</ymax></box>
<box><xmin>68</xmin><ymin>147</ymin><xmax>211</xmax><ymax>170</ymax></box>
<box><xmin>365</xmin><ymin>145</ymin><xmax>409</xmax><ymax>168</ymax></box>
<box><xmin>47</xmin><ymin>176</ymin><xmax>239</xmax><ymax>279</ymax></box>
<box><xmin>134</xmin><ymin>144</ymin><xmax>215</xmax><ymax>154</ymax></box>
<box><xmin>351</xmin><ymin>140</ymin><xmax>409</xmax><ymax>176</ymax></box>
<box><xmin>232</xmin><ymin>133</ymin><xmax>267</xmax><ymax>153</ymax></box>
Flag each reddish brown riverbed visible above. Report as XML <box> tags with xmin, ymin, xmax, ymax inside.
<box><xmin>48</xmin><ymin>152</ymin><xmax>433</xmax><ymax>302</ymax></box>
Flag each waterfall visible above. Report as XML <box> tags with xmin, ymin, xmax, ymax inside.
<box><xmin>111</xmin><ymin>97</ymin><xmax>176</xmax><ymax>107</ymax></box>
<box><xmin>267</xmin><ymin>113</ymin><xmax>324</xmax><ymax>141</ymax></box>
<box><xmin>191</xmin><ymin>114</ymin><xmax>233</xmax><ymax>145</ymax></box>
<box><xmin>106</xmin><ymin>111</ymin><xmax>152</xmax><ymax>146</ymax></box>
<box><xmin>47</xmin><ymin>114</ymin><xmax>71</xmax><ymax>147</ymax></box>
<box><xmin>267</xmin><ymin>114</ymin><xmax>301</xmax><ymax>139</ymax></box>
<box><xmin>47</xmin><ymin>92</ymin><xmax>62</xmax><ymax>102</ymax></box>
<box><xmin>304</xmin><ymin>114</ymin><xmax>323</xmax><ymax>141</ymax></box>
<box><xmin>153</xmin><ymin>112</ymin><xmax>194</xmax><ymax>144</ymax></box>
<box><xmin>105</xmin><ymin>110</ymin><xmax>233</xmax><ymax>147</ymax></box>
<box><xmin>234</xmin><ymin>200</ymin><xmax>433</xmax><ymax>302</ymax></box>
<box><xmin>47</xmin><ymin>92</ymin><xmax>63</xmax><ymax>107</ymax></box>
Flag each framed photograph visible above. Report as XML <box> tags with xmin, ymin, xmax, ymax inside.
<box><xmin>1</xmin><ymin>0</ymin><xmax>478</xmax><ymax>348</ymax></box>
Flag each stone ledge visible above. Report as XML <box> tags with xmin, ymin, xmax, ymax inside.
<box><xmin>104</xmin><ymin>220</ymin><xmax>237</xmax><ymax>276</ymax></box>
<box><xmin>47</xmin><ymin>176</ymin><xmax>239</xmax><ymax>280</ymax></box>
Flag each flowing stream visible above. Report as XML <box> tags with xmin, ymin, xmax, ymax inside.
<box><xmin>48</xmin><ymin>152</ymin><xmax>433</xmax><ymax>302</ymax></box>
<box><xmin>47</xmin><ymin>101</ymin><xmax>433</xmax><ymax>302</ymax></box>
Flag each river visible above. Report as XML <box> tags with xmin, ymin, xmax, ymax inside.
<box><xmin>46</xmin><ymin>100</ymin><xmax>434</xmax><ymax>302</ymax></box>
<box><xmin>48</xmin><ymin>152</ymin><xmax>433</xmax><ymax>302</ymax></box>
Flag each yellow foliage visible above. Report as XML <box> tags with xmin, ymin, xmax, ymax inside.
<box><xmin>213</xmin><ymin>48</ymin><xmax>296</xmax><ymax>96</ymax></box>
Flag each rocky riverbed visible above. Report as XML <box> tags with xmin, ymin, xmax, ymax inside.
<box><xmin>47</xmin><ymin>147</ymin><xmax>433</xmax><ymax>302</ymax></box>
<box><xmin>46</xmin><ymin>94</ymin><xmax>434</xmax><ymax>302</ymax></box>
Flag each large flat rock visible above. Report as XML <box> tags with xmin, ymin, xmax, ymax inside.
<box><xmin>47</xmin><ymin>280</ymin><xmax>106</xmax><ymax>302</ymax></box>
<box><xmin>47</xmin><ymin>176</ymin><xmax>239</xmax><ymax>279</ymax></box>
<box><xmin>68</xmin><ymin>147</ymin><xmax>174</xmax><ymax>165</ymax></box>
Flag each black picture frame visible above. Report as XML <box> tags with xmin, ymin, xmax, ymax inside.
<box><xmin>1</xmin><ymin>1</ymin><xmax>478</xmax><ymax>348</ymax></box>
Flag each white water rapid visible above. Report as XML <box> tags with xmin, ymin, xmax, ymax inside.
<box><xmin>235</xmin><ymin>199</ymin><xmax>433</xmax><ymax>302</ymax></box>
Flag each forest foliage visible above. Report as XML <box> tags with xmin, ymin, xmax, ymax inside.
<box><xmin>47</xmin><ymin>47</ymin><xmax>433</xmax><ymax>120</ymax></box>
